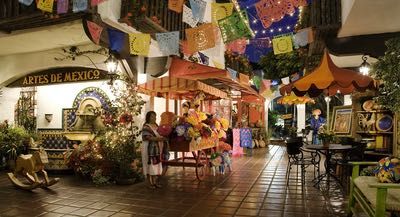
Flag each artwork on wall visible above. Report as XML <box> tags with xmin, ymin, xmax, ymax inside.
<box><xmin>331</xmin><ymin>105</ymin><xmax>352</xmax><ymax>136</ymax></box>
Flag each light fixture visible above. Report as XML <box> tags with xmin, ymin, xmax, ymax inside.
<box><xmin>359</xmin><ymin>55</ymin><xmax>371</xmax><ymax>75</ymax></box>
<box><xmin>105</xmin><ymin>52</ymin><xmax>118</xmax><ymax>75</ymax></box>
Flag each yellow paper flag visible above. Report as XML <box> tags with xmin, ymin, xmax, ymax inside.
<box><xmin>37</xmin><ymin>0</ymin><xmax>54</xmax><ymax>13</ymax></box>
<box><xmin>211</xmin><ymin>3</ymin><xmax>234</xmax><ymax>24</ymax></box>
<box><xmin>272</xmin><ymin>35</ymin><xmax>293</xmax><ymax>55</ymax></box>
<box><xmin>186</xmin><ymin>23</ymin><xmax>216</xmax><ymax>52</ymax></box>
<box><xmin>168</xmin><ymin>0</ymin><xmax>184</xmax><ymax>13</ymax></box>
<box><xmin>212</xmin><ymin>60</ymin><xmax>224</xmax><ymax>69</ymax></box>
<box><xmin>129</xmin><ymin>33</ymin><xmax>151</xmax><ymax>56</ymax></box>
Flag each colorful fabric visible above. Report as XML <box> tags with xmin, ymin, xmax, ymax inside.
<box><xmin>183</xmin><ymin>5</ymin><xmax>199</xmax><ymax>27</ymax></box>
<box><xmin>240</xmin><ymin>128</ymin><xmax>252</xmax><ymax>148</ymax></box>
<box><xmin>374</xmin><ymin>157</ymin><xmax>400</xmax><ymax>183</ymax></box>
<box><xmin>189</xmin><ymin>0</ymin><xmax>206</xmax><ymax>22</ymax></box>
<box><xmin>87</xmin><ymin>21</ymin><xmax>103</xmax><ymax>45</ymax></box>
<box><xmin>37</xmin><ymin>0</ymin><xmax>54</xmax><ymax>13</ymax></box>
<box><xmin>156</xmin><ymin>31</ymin><xmax>179</xmax><ymax>56</ymax></box>
<box><xmin>19</xmin><ymin>0</ymin><xmax>34</xmax><ymax>6</ymax></box>
<box><xmin>232</xmin><ymin>128</ymin><xmax>243</xmax><ymax>156</ymax></box>
<box><xmin>186</xmin><ymin>23</ymin><xmax>216</xmax><ymax>52</ymax></box>
<box><xmin>57</xmin><ymin>0</ymin><xmax>69</xmax><ymax>14</ymax></box>
<box><xmin>218</xmin><ymin>10</ymin><xmax>253</xmax><ymax>43</ymax></box>
<box><xmin>168</xmin><ymin>0</ymin><xmax>184</xmax><ymax>13</ymax></box>
<box><xmin>73</xmin><ymin>0</ymin><xmax>87</xmax><ymax>12</ymax></box>
<box><xmin>108</xmin><ymin>28</ymin><xmax>125</xmax><ymax>52</ymax></box>
<box><xmin>272</xmin><ymin>35</ymin><xmax>293</xmax><ymax>55</ymax></box>
<box><xmin>211</xmin><ymin>3</ymin><xmax>234</xmax><ymax>24</ymax></box>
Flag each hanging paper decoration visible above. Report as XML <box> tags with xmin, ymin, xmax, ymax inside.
<box><xmin>218</xmin><ymin>10</ymin><xmax>253</xmax><ymax>43</ymax></box>
<box><xmin>91</xmin><ymin>0</ymin><xmax>105</xmax><ymax>7</ymax></box>
<box><xmin>186</xmin><ymin>23</ymin><xmax>216</xmax><ymax>52</ymax></box>
<box><xmin>129</xmin><ymin>33</ymin><xmax>151</xmax><ymax>56</ymax></box>
<box><xmin>37</xmin><ymin>0</ymin><xmax>54</xmax><ymax>13</ymax></box>
<box><xmin>156</xmin><ymin>31</ymin><xmax>179</xmax><ymax>56</ymax></box>
<box><xmin>272</xmin><ymin>35</ymin><xmax>293</xmax><ymax>55</ymax></box>
<box><xmin>19</xmin><ymin>0</ymin><xmax>34</xmax><ymax>6</ymax></box>
<box><xmin>108</xmin><ymin>28</ymin><xmax>125</xmax><ymax>52</ymax></box>
<box><xmin>252</xmin><ymin>75</ymin><xmax>262</xmax><ymax>90</ymax></box>
<box><xmin>227</xmin><ymin>68</ymin><xmax>238</xmax><ymax>80</ymax></box>
<box><xmin>290</xmin><ymin>72</ymin><xmax>300</xmax><ymax>82</ymax></box>
<box><xmin>212</xmin><ymin>60</ymin><xmax>224</xmax><ymax>69</ymax></box>
<box><xmin>73</xmin><ymin>0</ymin><xmax>88</xmax><ymax>12</ymax></box>
<box><xmin>198</xmin><ymin>52</ymin><xmax>209</xmax><ymax>66</ymax></box>
<box><xmin>226</xmin><ymin>38</ymin><xmax>247</xmax><ymax>54</ymax></box>
<box><xmin>189</xmin><ymin>0</ymin><xmax>207</xmax><ymax>22</ymax></box>
<box><xmin>260</xmin><ymin>79</ymin><xmax>271</xmax><ymax>93</ymax></box>
<box><xmin>168</xmin><ymin>0</ymin><xmax>184</xmax><ymax>13</ymax></box>
<box><xmin>87</xmin><ymin>21</ymin><xmax>103</xmax><ymax>45</ymax></box>
<box><xmin>183</xmin><ymin>5</ymin><xmax>199</xmax><ymax>27</ymax></box>
<box><xmin>249</xmin><ymin>37</ymin><xmax>271</xmax><ymax>48</ymax></box>
<box><xmin>211</xmin><ymin>3</ymin><xmax>234</xmax><ymax>24</ymax></box>
<box><xmin>293</xmin><ymin>27</ymin><xmax>314</xmax><ymax>48</ymax></box>
<box><xmin>180</xmin><ymin>40</ymin><xmax>195</xmax><ymax>56</ymax></box>
<box><xmin>57</xmin><ymin>0</ymin><xmax>69</xmax><ymax>14</ymax></box>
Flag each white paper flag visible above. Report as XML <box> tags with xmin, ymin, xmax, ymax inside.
<box><xmin>183</xmin><ymin>5</ymin><xmax>198</xmax><ymax>27</ymax></box>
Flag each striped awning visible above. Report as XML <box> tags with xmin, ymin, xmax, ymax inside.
<box><xmin>138</xmin><ymin>76</ymin><xmax>227</xmax><ymax>100</ymax></box>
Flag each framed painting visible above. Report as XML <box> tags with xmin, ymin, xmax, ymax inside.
<box><xmin>331</xmin><ymin>105</ymin><xmax>353</xmax><ymax>136</ymax></box>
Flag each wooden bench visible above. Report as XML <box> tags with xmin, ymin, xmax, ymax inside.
<box><xmin>348</xmin><ymin>162</ymin><xmax>400</xmax><ymax>217</ymax></box>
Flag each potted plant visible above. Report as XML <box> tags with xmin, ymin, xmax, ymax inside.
<box><xmin>0</xmin><ymin>122</ymin><xmax>30</xmax><ymax>170</ymax></box>
<box><xmin>317</xmin><ymin>126</ymin><xmax>336</xmax><ymax>146</ymax></box>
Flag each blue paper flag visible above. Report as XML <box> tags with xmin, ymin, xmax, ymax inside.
<box><xmin>73</xmin><ymin>0</ymin><xmax>87</xmax><ymax>12</ymax></box>
<box><xmin>189</xmin><ymin>0</ymin><xmax>206</xmax><ymax>22</ymax></box>
<box><xmin>227</xmin><ymin>68</ymin><xmax>238</xmax><ymax>80</ymax></box>
<box><xmin>155</xmin><ymin>31</ymin><xmax>179</xmax><ymax>56</ymax></box>
<box><xmin>107</xmin><ymin>28</ymin><xmax>125</xmax><ymax>52</ymax></box>
<box><xmin>19</xmin><ymin>0</ymin><xmax>34</xmax><ymax>6</ymax></box>
<box><xmin>240</xmin><ymin>128</ymin><xmax>252</xmax><ymax>148</ymax></box>
<box><xmin>198</xmin><ymin>52</ymin><xmax>209</xmax><ymax>66</ymax></box>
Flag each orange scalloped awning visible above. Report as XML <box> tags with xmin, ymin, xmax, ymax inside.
<box><xmin>138</xmin><ymin>76</ymin><xmax>227</xmax><ymax>100</ymax></box>
<box><xmin>280</xmin><ymin>50</ymin><xmax>376</xmax><ymax>97</ymax></box>
<box><xmin>277</xmin><ymin>92</ymin><xmax>315</xmax><ymax>105</ymax></box>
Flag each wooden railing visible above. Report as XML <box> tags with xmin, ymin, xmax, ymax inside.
<box><xmin>0</xmin><ymin>0</ymin><xmax>86</xmax><ymax>33</ymax></box>
<box><xmin>120</xmin><ymin>0</ymin><xmax>189</xmax><ymax>39</ymax></box>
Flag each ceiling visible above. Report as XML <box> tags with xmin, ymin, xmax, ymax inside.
<box><xmin>0</xmin><ymin>20</ymin><xmax>90</xmax><ymax>57</ymax></box>
<box><xmin>339</xmin><ymin>0</ymin><xmax>400</xmax><ymax>37</ymax></box>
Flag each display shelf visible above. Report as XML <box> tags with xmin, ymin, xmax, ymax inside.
<box><xmin>356</xmin><ymin>131</ymin><xmax>393</xmax><ymax>135</ymax></box>
<box><xmin>356</xmin><ymin>110</ymin><xmax>390</xmax><ymax>113</ymax></box>
<box><xmin>364</xmin><ymin>151</ymin><xmax>390</xmax><ymax>156</ymax></box>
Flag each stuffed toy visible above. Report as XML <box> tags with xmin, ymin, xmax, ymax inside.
<box><xmin>210</xmin><ymin>152</ymin><xmax>223</xmax><ymax>176</ymax></box>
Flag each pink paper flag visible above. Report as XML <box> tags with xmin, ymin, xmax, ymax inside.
<box><xmin>87</xmin><ymin>21</ymin><xmax>103</xmax><ymax>44</ymax></box>
<box><xmin>226</xmin><ymin>38</ymin><xmax>247</xmax><ymax>54</ymax></box>
<box><xmin>57</xmin><ymin>0</ymin><xmax>68</xmax><ymax>14</ymax></box>
<box><xmin>91</xmin><ymin>0</ymin><xmax>105</xmax><ymax>7</ymax></box>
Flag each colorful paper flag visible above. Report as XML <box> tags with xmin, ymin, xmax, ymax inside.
<box><xmin>183</xmin><ymin>5</ymin><xmax>198</xmax><ymax>28</ymax></box>
<box><xmin>293</xmin><ymin>28</ymin><xmax>314</xmax><ymax>48</ymax></box>
<box><xmin>198</xmin><ymin>52</ymin><xmax>209</xmax><ymax>65</ymax></box>
<box><xmin>129</xmin><ymin>33</ymin><xmax>151</xmax><ymax>56</ymax></box>
<box><xmin>73</xmin><ymin>0</ymin><xmax>87</xmax><ymax>12</ymax></box>
<box><xmin>156</xmin><ymin>31</ymin><xmax>179</xmax><ymax>56</ymax></box>
<box><xmin>19</xmin><ymin>0</ymin><xmax>34</xmax><ymax>6</ymax></box>
<box><xmin>226</xmin><ymin>38</ymin><xmax>247</xmax><ymax>54</ymax></box>
<box><xmin>108</xmin><ymin>28</ymin><xmax>125</xmax><ymax>52</ymax></box>
<box><xmin>189</xmin><ymin>0</ymin><xmax>206</xmax><ymax>22</ymax></box>
<box><xmin>87</xmin><ymin>21</ymin><xmax>103</xmax><ymax>45</ymax></box>
<box><xmin>218</xmin><ymin>10</ymin><xmax>253</xmax><ymax>43</ymax></box>
<box><xmin>249</xmin><ymin>37</ymin><xmax>271</xmax><ymax>48</ymax></box>
<box><xmin>57</xmin><ymin>0</ymin><xmax>69</xmax><ymax>14</ymax></box>
<box><xmin>211</xmin><ymin>3</ymin><xmax>234</xmax><ymax>24</ymax></box>
<box><xmin>91</xmin><ymin>0</ymin><xmax>106</xmax><ymax>7</ymax></box>
<box><xmin>290</xmin><ymin>72</ymin><xmax>300</xmax><ymax>82</ymax></box>
<box><xmin>272</xmin><ymin>35</ymin><xmax>293</xmax><ymax>55</ymax></box>
<box><xmin>168</xmin><ymin>0</ymin><xmax>184</xmax><ymax>13</ymax></box>
<box><xmin>213</xmin><ymin>60</ymin><xmax>224</xmax><ymax>69</ymax></box>
<box><xmin>37</xmin><ymin>0</ymin><xmax>54</xmax><ymax>13</ymax></box>
<box><xmin>227</xmin><ymin>68</ymin><xmax>238</xmax><ymax>80</ymax></box>
<box><xmin>186</xmin><ymin>23</ymin><xmax>216</xmax><ymax>52</ymax></box>
<box><xmin>180</xmin><ymin>40</ymin><xmax>195</xmax><ymax>56</ymax></box>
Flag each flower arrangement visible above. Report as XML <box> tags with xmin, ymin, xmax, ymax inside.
<box><xmin>317</xmin><ymin>125</ymin><xmax>336</xmax><ymax>145</ymax></box>
<box><xmin>374</xmin><ymin>157</ymin><xmax>400</xmax><ymax>183</ymax></box>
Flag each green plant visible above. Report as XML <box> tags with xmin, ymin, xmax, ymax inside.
<box><xmin>371</xmin><ymin>37</ymin><xmax>400</xmax><ymax>113</ymax></box>
<box><xmin>317</xmin><ymin>126</ymin><xmax>336</xmax><ymax>144</ymax></box>
<box><xmin>0</xmin><ymin>121</ymin><xmax>30</xmax><ymax>161</ymax></box>
<box><xmin>258</xmin><ymin>49</ymin><xmax>306</xmax><ymax>79</ymax></box>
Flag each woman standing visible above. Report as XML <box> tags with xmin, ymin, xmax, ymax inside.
<box><xmin>141</xmin><ymin>111</ymin><xmax>165</xmax><ymax>188</ymax></box>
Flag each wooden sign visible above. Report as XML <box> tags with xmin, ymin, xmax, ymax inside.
<box><xmin>7</xmin><ymin>67</ymin><xmax>110</xmax><ymax>87</ymax></box>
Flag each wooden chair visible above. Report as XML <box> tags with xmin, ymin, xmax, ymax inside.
<box><xmin>348</xmin><ymin>162</ymin><xmax>400</xmax><ymax>217</ymax></box>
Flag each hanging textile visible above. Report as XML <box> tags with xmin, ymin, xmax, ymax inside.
<box><xmin>232</xmin><ymin>128</ymin><xmax>243</xmax><ymax>157</ymax></box>
<box><xmin>57</xmin><ymin>0</ymin><xmax>69</xmax><ymax>14</ymax></box>
<box><xmin>189</xmin><ymin>0</ymin><xmax>207</xmax><ymax>22</ymax></box>
<box><xmin>218</xmin><ymin>10</ymin><xmax>253</xmax><ymax>43</ymax></box>
<box><xmin>129</xmin><ymin>33</ymin><xmax>151</xmax><ymax>56</ymax></box>
<box><xmin>240</xmin><ymin>128</ymin><xmax>252</xmax><ymax>148</ymax></box>
<box><xmin>185</xmin><ymin>23</ymin><xmax>216</xmax><ymax>52</ymax></box>
<box><xmin>183</xmin><ymin>5</ymin><xmax>199</xmax><ymax>27</ymax></box>
<box><xmin>211</xmin><ymin>3</ymin><xmax>234</xmax><ymax>24</ymax></box>
<box><xmin>37</xmin><ymin>0</ymin><xmax>54</xmax><ymax>13</ymax></box>
<box><xmin>272</xmin><ymin>35</ymin><xmax>293</xmax><ymax>55</ymax></box>
<box><xmin>168</xmin><ymin>0</ymin><xmax>184</xmax><ymax>13</ymax></box>
<box><xmin>108</xmin><ymin>28</ymin><xmax>125</xmax><ymax>52</ymax></box>
<box><xmin>156</xmin><ymin>31</ymin><xmax>179</xmax><ymax>56</ymax></box>
<box><xmin>87</xmin><ymin>21</ymin><xmax>103</xmax><ymax>45</ymax></box>
<box><xmin>73</xmin><ymin>0</ymin><xmax>88</xmax><ymax>12</ymax></box>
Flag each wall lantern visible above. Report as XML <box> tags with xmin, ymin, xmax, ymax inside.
<box><xmin>359</xmin><ymin>55</ymin><xmax>371</xmax><ymax>76</ymax></box>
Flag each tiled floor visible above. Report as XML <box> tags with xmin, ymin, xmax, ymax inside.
<box><xmin>0</xmin><ymin>145</ymin><xmax>347</xmax><ymax>217</ymax></box>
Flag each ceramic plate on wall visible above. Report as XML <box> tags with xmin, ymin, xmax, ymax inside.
<box><xmin>362</xmin><ymin>100</ymin><xmax>374</xmax><ymax>111</ymax></box>
<box><xmin>376</xmin><ymin>115</ymin><xmax>393</xmax><ymax>132</ymax></box>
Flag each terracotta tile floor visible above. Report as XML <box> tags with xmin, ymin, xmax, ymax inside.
<box><xmin>0</xmin><ymin>145</ymin><xmax>347</xmax><ymax>217</ymax></box>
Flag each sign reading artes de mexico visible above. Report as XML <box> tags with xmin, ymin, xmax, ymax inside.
<box><xmin>8</xmin><ymin>67</ymin><xmax>110</xmax><ymax>87</ymax></box>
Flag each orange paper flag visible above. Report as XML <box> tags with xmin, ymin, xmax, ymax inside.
<box><xmin>168</xmin><ymin>0</ymin><xmax>184</xmax><ymax>13</ymax></box>
<box><xmin>185</xmin><ymin>23</ymin><xmax>216</xmax><ymax>52</ymax></box>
